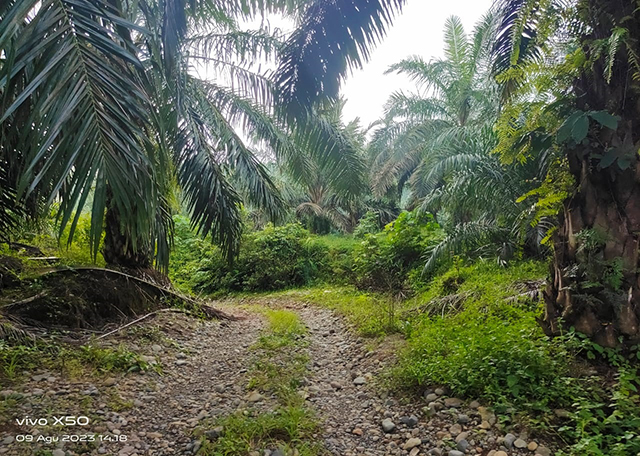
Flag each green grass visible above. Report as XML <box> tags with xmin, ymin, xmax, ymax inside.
<box><xmin>0</xmin><ymin>340</ymin><xmax>150</xmax><ymax>386</ymax></box>
<box><xmin>271</xmin><ymin>287</ymin><xmax>401</xmax><ymax>337</ymax></box>
<box><xmin>199</xmin><ymin>406</ymin><xmax>322</xmax><ymax>456</ymax></box>
<box><xmin>314</xmin><ymin>234</ymin><xmax>359</xmax><ymax>250</ymax></box>
<box><xmin>263</xmin><ymin>309</ymin><xmax>307</xmax><ymax>338</ymax></box>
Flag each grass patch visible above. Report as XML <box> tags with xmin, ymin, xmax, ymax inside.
<box><xmin>259</xmin><ymin>309</ymin><xmax>307</xmax><ymax>343</ymax></box>
<box><xmin>315</xmin><ymin>234</ymin><xmax>359</xmax><ymax>250</ymax></box>
<box><xmin>0</xmin><ymin>340</ymin><xmax>150</xmax><ymax>386</ymax></box>
<box><xmin>250</xmin><ymin>309</ymin><xmax>309</xmax><ymax>402</ymax></box>
<box><xmin>199</xmin><ymin>406</ymin><xmax>322</xmax><ymax>456</ymax></box>
<box><xmin>274</xmin><ymin>287</ymin><xmax>402</xmax><ymax>337</ymax></box>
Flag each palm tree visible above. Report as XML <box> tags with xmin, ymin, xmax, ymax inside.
<box><xmin>0</xmin><ymin>0</ymin><xmax>406</xmax><ymax>271</ymax></box>
<box><xmin>368</xmin><ymin>13</ymin><xmax>501</xmax><ymax>202</ymax></box>
<box><xmin>493</xmin><ymin>0</ymin><xmax>640</xmax><ymax>346</ymax></box>
<box><xmin>420</xmin><ymin>126</ymin><xmax>552</xmax><ymax>273</ymax></box>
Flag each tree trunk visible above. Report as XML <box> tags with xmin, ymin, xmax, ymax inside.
<box><xmin>542</xmin><ymin>0</ymin><xmax>640</xmax><ymax>347</ymax></box>
<box><xmin>102</xmin><ymin>202</ymin><xmax>152</xmax><ymax>270</ymax></box>
<box><xmin>542</xmin><ymin>155</ymin><xmax>640</xmax><ymax>347</ymax></box>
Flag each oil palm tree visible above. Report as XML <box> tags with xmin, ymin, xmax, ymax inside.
<box><xmin>420</xmin><ymin>126</ymin><xmax>552</xmax><ymax>273</ymax></box>
<box><xmin>368</xmin><ymin>13</ymin><xmax>501</xmax><ymax>202</ymax></box>
<box><xmin>368</xmin><ymin>12</ymin><xmax>551</xmax><ymax>274</ymax></box>
<box><xmin>0</xmin><ymin>0</ymin><xmax>405</xmax><ymax>271</ymax></box>
<box><xmin>493</xmin><ymin>0</ymin><xmax>640</xmax><ymax>346</ymax></box>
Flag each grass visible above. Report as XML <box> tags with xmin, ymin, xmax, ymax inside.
<box><xmin>198</xmin><ymin>308</ymin><xmax>324</xmax><ymax>456</ymax></box>
<box><xmin>314</xmin><ymin>234</ymin><xmax>359</xmax><ymax>250</ymax></box>
<box><xmin>199</xmin><ymin>407</ymin><xmax>321</xmax><ymax>456</ymax></box>
<box><xmin>0</xmin><ymin>340</ymin><xmax>151</xmax><ymax>386</ymax></box>
<box><xmin>258</xmin><ymin>309</ymin><xmax>307</xmax><ymax>343</ymax></box>
<box><xmin>270</xmin><ymin>287</ymin><xmax>402</xmax><ymax>338</ymax></box>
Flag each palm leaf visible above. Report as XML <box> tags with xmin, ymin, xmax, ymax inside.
<box><xmin>276</xmin><ymin>0</ymin><xmax>406</xmax><ymax>113</ymax></box>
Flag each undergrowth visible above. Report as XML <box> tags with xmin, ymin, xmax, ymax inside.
<box><xmin>0</xmin><ymin>340</ymin><xmax>150</xmax><ymax>386</ymax></box>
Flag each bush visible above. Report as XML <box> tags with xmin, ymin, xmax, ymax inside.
<box><xmin>353</xmin><ymin>211</ymin><xmax>382</xmax><ymax>238</ymax></box>
<box><xmin>169</xmin><ymin>215</ymin><xmax>218</xmax><ymax>292</ymax></box>
<box><xmin>352</xmin><ymin>211</ymin><xmax>442</xmax><ymax>293</ymax></box>
<box><xmin>240</xmin><ymin>224</ymin><xmax>329</xmax><ymax>291</ymax></box>
<box><xmin>191</xmin><ymin>223</ymin><xmax>331</xmax><ymax>293</ymax></box>
<box><xmin>398</xmin><ymin>309</ymin><xmax>575</xmax><ymax>406</ymax></box>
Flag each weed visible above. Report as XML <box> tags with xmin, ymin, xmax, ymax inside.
<box><xmin>199</xmin><ymin>407</ymin><xmax>323</xmax><ymax>456</ymax></box>
<box><xmin>1</xmin><ymin>339</ymin><xmax>150</xmax><ymax>386</ymax></box>
<box><xmin>0</xmin><ymin>341</ymin><xmax>41</xmax><ymax>383</ymax></box>
<box><xmin>107</xmin><ymin>392</ymin><xmax>134</xmax><ymax>412</ymax></box>
<box><xmin>74</xmin><ymin>344</ymin><xmax>149</xmax><ymax>373</ymax></box>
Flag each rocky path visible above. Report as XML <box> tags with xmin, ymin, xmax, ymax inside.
<box><xmin>0</xmin><ymin>300</ymin><xmax>552</xmax><ymax>456</ymax></box>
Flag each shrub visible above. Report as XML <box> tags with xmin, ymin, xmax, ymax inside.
<box><xmin>191</xmin><ymin>223</ymin><xmax>331</xmax><ymax>293</ymax></box>
<box><xmin>353</xmin><ymin>211</ymin><xmax>382</xmax><ymax>238</ymax></box>
<box><xmin>169</xmin><ymin>215</ymin><xmax>218</xmax><ymax>292</ymax></box>
<box><xmin>397</xmin><ymin>310</ymin><xmax>576</xmax><ymax>407</ymax></box>
<box><xmin>394</xmin><ymin>260</ymin><xmax>576</xmax><ymax>407</ymax></box>
<box><xmin>240</xmin><ymin>224</ymin><xmax>329</xmax><ymax>291</ymax></box>
<box><xmin>352</xmin><ymin>211</ymin><xmax>442</xmax><ymax>293</ymax></box>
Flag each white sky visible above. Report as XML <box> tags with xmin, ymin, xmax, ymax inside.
<box><xmin>340</xmin><ymin>0</ymin><xmax>494</xmax><ymax>126</ymax></box>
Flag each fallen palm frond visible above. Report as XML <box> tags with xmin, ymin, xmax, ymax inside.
<box><xmin>401</xmin><ymin>291</ymin><xmax>475</xmax><ymax>320</ymax></box>
<box><xmin>505</xmin><ymin>279</ymin><xmax>545</xmax><ymax>303</ymax></box>
<box><xmin>37</xmin><ymin>267</ymin><xmax>239</xmax><ymax>321</ymax></box>
<box><xmin>0</xmin><ymin>320</ymin><xmax>38</xmax><ymax>345</ymax></box>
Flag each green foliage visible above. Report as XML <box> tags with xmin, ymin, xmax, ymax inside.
<box><xmin>2</xmin><ymin>210</ymin><xmax>106</xmax><ymax>267</ymax></box>
<box><xmin>305</xmin><ymin>256</ymin><xmax>638</xmax><ymax>456</ymax></box>
<box><xmin>353</xmin><ymin>211</ymin><xmax>382</xmax><ymax>238</ymax></box>
<box><xmin>249</xmin><ymin>309</ymin><xmax>309</xmax><ymax>401</ymax></box>
<box><xmin>570</xmin><ymin>229</ymin><xmax>627</xmax><ymax>294</ymax></box>
<box><xmin>562</xmin><ymin>366</ymin><xmax>640</xmax><ymax>456</ymax></box>
<box><xmin>353</xmin><ymin>211</ymin><xmax>442</xmax><ymax>293</ymax></box>
<box><xmin>168</xmin><ymin>215</ymin><xmax>218</xmax><ymax>292</ymax></box>
<box><xmin>0</xmin><ymin>340</ymin><xmax>148</xmax><ymax>385</ymax></box>
<box><xmin>192</xmin><ymin>223</ymin><xmax>330</xmax><ymax>293</ymax></box>
<box><xmin>0</xmin><ymin>342</ymin><xmax>40</xmax><ymax>381</ymax></box>
<box><xmin>394</xmin><ymin>261</ymin><xmax>574</xmax><ymax>407</ymax></box>
<box><xmin>72</xmin><ymin>344</ymin><xmax>150</xmax><ymax>373</ymax></box>
<box><xmin>3</xmin><ymin>0</ymin><xmax>383</xmax><ymax>270</ymax></box>
<box><xmin>398</xmin><ymin>310</ymin><xmax>575</xmax><ymax>406</ymax></box>
<box><xmin>552</xmin><ymin>334</ymin><xmax>640</xmax><ymax>456</ymax></box>
<box><xmin>516</xmin><ymin>158</ymin><xmax>575</xmax><ymax>245</ymax></box>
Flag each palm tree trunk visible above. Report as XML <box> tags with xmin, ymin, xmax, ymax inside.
<box><xmin>542</xmin><ymin>154</ymin><xmax>640</xmax><ymax>347</ymax></box>
<box><xmin>102</xmin><ymin>200</ymin><xmax>152</xmax><ymax>270</ymax></box>
<box><xmin>542</xmin><ymin>0</ymin><xmax>640</xmax><ymax>346</ymax></box>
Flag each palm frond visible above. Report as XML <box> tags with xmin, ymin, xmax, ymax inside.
<box><xmin>276</xmin><ymin>0</ymin><xmax>405</xmax><ymax>113</ymax></box>
<box><xmin>443</xmin><ymin>16</ymin><xmax>470</xmax><ymax>71</ymax></box>
<box><xmin>385</xmin><ymin>57</ymin><xmax>449</xmax><ymax>95</ymax></box>
<box><xmin>424</xmin><ymin>220</ymin><xmax>511</xmax><ymax>274</ymax></box>
<box><xmin>492</xmin><ymin>0</ymin><xmax>548</xmax><ymax>98</ymax></box>
<box><xmin>187</xmin><ymin>28</ymin><xmax>284</xmax><ymax>66</ymax></box>
<box><xmin>175</xmin><ymin>104</ymin><xmax>244</xmax><ymax>260</ymax></box>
